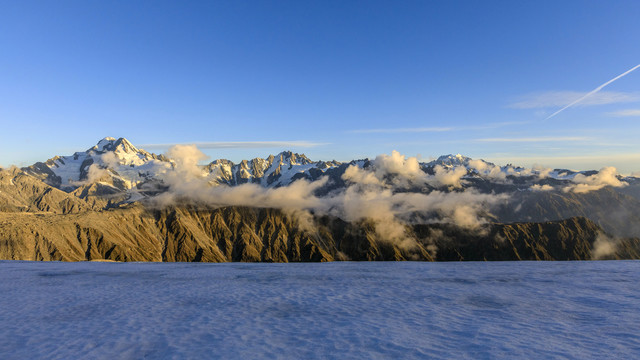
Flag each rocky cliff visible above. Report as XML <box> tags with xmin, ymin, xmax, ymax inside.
<box><xmin>2</xmin><ymin>164</ymin><xmax>639</xmax><ymax>262</ymax></box>
<box><xmin>1</xmin><ymin>204</ymin><xmax>636</xmax><ymax>262</ymax></box>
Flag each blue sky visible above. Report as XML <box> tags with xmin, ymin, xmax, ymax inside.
<box><xmin>1</xmin><ymin>0</ymin><xmax>639</xmax><ymax>172</ymax></box>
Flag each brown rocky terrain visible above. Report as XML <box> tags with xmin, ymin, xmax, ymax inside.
<box><xmin>1</xmin><ymin>167</ymin><xmax>638</xmax><ymax>262</ymax></box>
<box><xmin>2</xmin><ymin>204</ymin><xmax>638</xmax><ymax>262</ymax></box>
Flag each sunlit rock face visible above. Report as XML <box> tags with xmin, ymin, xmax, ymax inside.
<box><xmin>3</xmin><ymin>137</ymin><xmax>640</xmax><ymax>262</ymax></box>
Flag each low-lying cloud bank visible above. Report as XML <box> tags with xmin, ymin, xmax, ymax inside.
<box><xmin>149</xmin><ymin>146</ymin><xmax>509</xmax><ymax>249</ymax></box>
<box><xmin>148</xmin><ymin>147</ymin><xmax>632</xmax><ymax>233</ymax></box>
<box><xmin>79</xmin><ymin>143</ymin><xmax>633</xmax><ymax>256</ymax></box>
<box><xmin>563</xmin><ymin>167</ymin><xmax>627</xmax><ymax>193</ymax></box>
<box><xmin>592</xmin><ymin>232</ymin><xmax>620</xmax><ymax>260</ymax></box>
<box><xmin>367</xmin><ymin>151</ymin><xmax>472</xmax><ymax>189</ymax></box>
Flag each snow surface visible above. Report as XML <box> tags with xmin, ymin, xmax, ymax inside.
<box><xmin>94</xmin><ymin>137</ymin><xmax>116</xmax><ymax>152</ymax></box>
<box><xmin>50</xmin><ymin>153</ymin><xmax>88</xmax><ymax>186</ymax></box>
<box><xmin>269</xmin><ymin>163</ymin><xmax>318</xmax><ymax>187</ymax></box>
<box><xmin>0</xmin><ymin>261</ymin><xmax>638</xmax><ymax>359</ymax></box>
<box><xmin>42</xmin><ymin>137</ymin><xmax>632</xmax><ymax>193</ymax></box>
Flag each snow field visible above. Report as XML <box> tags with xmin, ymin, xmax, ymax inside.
<box><xmin>0</xmin><ymin>261</ymin><xmax>638</xmax><ymax>359</ymax></box>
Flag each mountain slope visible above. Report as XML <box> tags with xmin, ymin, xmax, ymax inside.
<box><xmin>2</xmin><ymin>136</ymin><xmax>640</xmax><ymax>262</ymax></box>
<box><xmin>0</xmin><ymin>203</ymin><xmax>637</xmax><ymax>262</ymax></box>
<box><xmin>24</xmin><ymin>137</ymin><xmax>344</xmax><ymax>191</ymax></box>
<box><xmin>24</xmin><ymin>137</ymin><xmax>170</xmax><ymax>190</ymax></box>
<box><xmin>0</xmin><ymin>167</ymin><xmax>90</xmax><ymax>214</ymax></box>
<box><xmin>495</xmin><ymin>187</ymin><xmax>640</xmax><ymax>237</ymax></box>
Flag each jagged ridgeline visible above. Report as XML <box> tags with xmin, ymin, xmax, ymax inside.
<box><xmin>1</xmin><ymin>137</ymin><xmax>640</xmax><ymax>262</ymax></box>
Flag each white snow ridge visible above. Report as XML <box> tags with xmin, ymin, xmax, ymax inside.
<box><xmin>0</xmin><ymin>261</ymin><xmax>638</xmax><ymax>359</ymax></box>
<box><xmin>22</xmin><ymin>137</ymin><xmax>635</xmax><ymax>208</ymax></box>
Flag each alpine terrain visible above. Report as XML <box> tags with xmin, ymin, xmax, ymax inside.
<box><xmin>1</xmin><ymin>137</ymin><xmax>639</xmax><ymax>262</ymax></box>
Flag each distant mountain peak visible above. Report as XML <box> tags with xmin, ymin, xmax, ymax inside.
<box><xmin>89</xmin><ymin>137</ymin><xmax>138</xmax><ymax>154</ymax></box>
<box><xmin>112</xmin><ymin>137</ymin><xmax>139</xmax><ymax>154</ymax></box>
<box><xmin>91</xmin><ymin>137</ymin><xmax>118</xmax><ymax>152</ymax></box>
<box><xmin>273</xmin><ymin>151</ymin><xmax>313</xmax><ymax>165</ymax></box>
<box><xmin>425</xmin><ymin>154</ymin><xmax>498</xmax><ymax>170</ymax></box>
<box><xmin>427</xmin><ymin>153</ymin><xmax>473</xmax><ymax>167</ymax></box>
<box><xmin>439</xmin><ymin>153</ymin><xmax>469</xmax><ymax>161</ymax></box>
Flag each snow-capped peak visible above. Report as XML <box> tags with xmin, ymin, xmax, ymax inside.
<box><xmin>427</xmin><ymin>154</ymin><xmax>473</xmax><ymax>167</ymax></box>
<box><xmin>89</xmin><ymin>137</ymin><xmax>139</xmax><ymax>155</ymax></box>
<box><xmin>32</xmin><ymin>137</ymin><xmax>170</xmax><ymax>190</ymax></box>
<box><xmin>273</xmin><ymin>151</ymin><xmax>313</xmax><ymax>166</ymax></box>
<box><xmin>92</xmin><ymin>137</ymin><xmax>117</xmax><ymax>152</ymax></box>
<box><xmin>113</xmin><ymin>138</ymin><xmax>139</xmax><ymax>154</ymax></box>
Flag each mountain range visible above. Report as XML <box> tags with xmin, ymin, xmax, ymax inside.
<box><xmin>20</xmin><ymin>137</ymin><xmax>637</xmax><ymax>189</ymax></box>
<box><xmin>2</xmin><ymin>136</ymin><xmax>640</xmax><ymax>262</ymax></box>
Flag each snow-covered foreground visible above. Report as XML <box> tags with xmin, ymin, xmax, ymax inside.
<box><xmin>0</xmin><ymin>261</ymin><xmax>638</xmax><ymax>359</ymax></box>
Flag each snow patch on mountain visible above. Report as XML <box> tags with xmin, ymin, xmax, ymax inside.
<box><xmin>25</xmin><ymin>137</ymin><xmax>635</xmax><ymax>200</ymax></box>
<box><xmin>203</xmin><ymin>151</ymin><xmax>340</xmax><ymax>188</ymax></box>
<box><xmin>426</xmin><ymin>154</ymin><xmax>474</xmax><ymax>168</ymax></box>
<box><xmin>43</xmin><ymin>137</ymin><xmax>171</xmax><ymax>190</ymax></box>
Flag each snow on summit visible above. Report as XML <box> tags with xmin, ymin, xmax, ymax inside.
<box><xmin>428</xmin><ymin>154</ymin><xmax>474</xmax><ymax>168</ymax></box>
<box><xmin>32</xmin><ymin>137</ymin><xmax>170</xmax><ymax>190</ymax></box>
<box><xmin>20</xmin><ymin>137</ymin><xmax>634</xmax><ymax>200</ymax></box>
<box><xmin>25</xmin><ymin>137</ymin><xmax>343</xmax><ymax>192</ymax></box>
<box><xmin>92</xmin><ymin>137</ymin><xmax>117</xmax><ymax>152</ymax></box>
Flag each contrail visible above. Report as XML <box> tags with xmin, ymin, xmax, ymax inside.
<box><xmin>545</xmin><ymin>63</ymin><xmax>640</xmax><ymax>120</ymax></box>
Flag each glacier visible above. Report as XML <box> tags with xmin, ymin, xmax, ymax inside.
<box><xmin>0</xmin><ymin>261</ymin><xmax>638</xmax><ymax>359</ymax></box>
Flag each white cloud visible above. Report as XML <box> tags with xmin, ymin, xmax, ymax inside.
<box><xmin>563</xmin><ymin>166</ymin><xmax>627</xmax><ymax>193</ymax></box>
<box><xmin>432</xmin><ymin>165</ymin><xmax>467</xmax><ymax>188</ymax></box>
<box><xmin>527</xmin><ymin>165</ymin><xmax>552</xmax><ymax>179</ymax></box>
<box><xmin>607</xmin><ymin>109</ymin><xmax>640</xmax><ymax>117</ymax></box>
<box><xmin>342</xmin><ymin>165</ymin><xmax>382</xmax><ymax>186</ymax></box>
<box><xmin>152</xmin><ymin>147</ymin><xmax>510</xmax><ymax>251</ymax></box>
<box><xmin>508</xmin><ymin>63</ymin><xmax>640</xmax><ymax>120</ymax></box>
<box><xmin>530</xmin><ymin>184</ymin><xmax>554</xmax><ymax>191</ymax></box>
<box><xmin>467</xmin><ymin>159</ymin><xmax>489</xmax><ymax>172</ymax></box>
<box><xmin>141</xmin><ymin>141</ymin><xmax>328</xmax><ymax>150</ymax></box>
<box><xmin>150</xmin><ymin>148</ymin><xmax>509</xmax><ymax>252</ymax></box>
<box><xmin>592</xmin><ymin>232</ymin><xmax>618</xmax><ymax>260</ymax></box>
<box><xmin>342</xmin><ymin>151</ymin><xmax>466</xmax><ymax>189</ymax></box>
<box><xmin>475</xmin><ymin>136</ymin><xmax>589</xmax><ymax>143</ymax></box>
<box><xmin>485</xmin><ymin>153</ymin><xmax>640</xmax><ymax>175</ymax></box>
<box><xmin>543</xmin><ymin>63</ymin><xmax>640</xmax><ymax>120</ymax></box>
<box><xmin>166</xmin><ymin>145</ymin><xmax>208</xmax><ymax>173</ymax></box>
<box><xmin>468</xmin><ymin>159</ymin><xmax>508</xmax><ymax>181</ymax></box>
<box><xmin>99</xmin><ymin>152</ymin><xmax>118</xmax><ymax>168</ymax></box>
<box><xmin>348</xmin><ymin>127</ymin><xmax>453</xmax><ymax>134</ymax></box>
<box><xmin>373</xmin><ymin>151</ymin><xmax>423</xmax><ymax>182</ymax></box>
<box><xmin>346</xmin><ymin>151</ymin><xmax>469</xmax><ymax>189</ymax></box>
<box><xmin>509</xmin><ymin>91</ymin><xmax>640</xmax><ymax>109</ymax></box>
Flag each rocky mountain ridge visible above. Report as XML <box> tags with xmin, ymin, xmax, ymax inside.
<box><xmin>1</xmin><ymin>204</ymin><xmax>637</xmax><ymax>262</ymax></box>
<box><xmin>25</xmin><ymin>137</ymin><xmax>637</xmax><ymax>195</ymax></box>
<box><xmin>24</xmin><ymin>137</ymin><xmax>345</xmax><ymax>191</ymax></box>
<box><xmin>2</xmin><ymin>137</ymin><xmax>640</xmax><ymax>262</ymax></box>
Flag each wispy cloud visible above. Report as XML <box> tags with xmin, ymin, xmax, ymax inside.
<box><xmin>543</xmin><ymin>63</ymin><xmax>640</xmax><ymax>120</ymax></box>
<box><xmin>509</xmin><ymin>91</ymin><xmax>640</xmax><ymax>109</ymax></box>
<box><xmin>348</xmin><ymin>121</ymin><xmax>530</xmax><ymax>134</ymax></box>
<box><xmin>475</xmin><ymin>136</ymin><xmax>589</xmax><ymax>143</ymax></box>
<box><xmin>140</xmin><ymin>141</ymin><xmax>329</xmax><ymax>150</ymax></box>
<box><xmin>348</xmin><ymin>127</ymin><xmax>453</xmax><ymax>134</ymax></box>
<box><xmin>485</xmin><ymin>153</ymin><xmax>640</xmax><ymax>174</ymax></box>
<box><xmin>607</xmin><ymin>109</ymin><xmax>640</xmax><ymax>117</ymax></box>
<box><xmin>471</xmin><ymin>121</ymin><xmax>531</xmax><ymax>129</ymax></box>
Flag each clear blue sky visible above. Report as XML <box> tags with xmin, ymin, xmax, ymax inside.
<box><xmin>1</xmin><ymin>0</ymin><xmax>639</xmax><ymax>173</ymax></box>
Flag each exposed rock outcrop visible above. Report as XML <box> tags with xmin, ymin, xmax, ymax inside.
<box><xmin>0</xmin><ymin>203</ymin><xmax>637</xmax><ymax>262</ymax></box>
<box><xmin>2</xmin><ymin>166</ymin><xmax>639</xmax><ymax>263</ymax></box>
